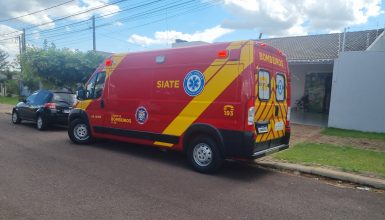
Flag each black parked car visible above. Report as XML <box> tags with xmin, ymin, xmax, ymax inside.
<box><xmin>11</xmin><ymin>90</ymin><xmax>76</xmax><ymax>130</ymax></box>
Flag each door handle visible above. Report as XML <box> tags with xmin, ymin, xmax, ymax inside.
<box><xmin>100</xmin><ymin>100</ymin><xmax>104</xmax><ymax>109</ymax></box>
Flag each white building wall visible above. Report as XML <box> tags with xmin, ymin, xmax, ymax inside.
<box><xmin>329</xmin><ymin>51</ymin><xmax>385</xmax><ymax>132</ymax></box>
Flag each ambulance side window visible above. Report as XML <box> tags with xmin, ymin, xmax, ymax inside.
<box><xmin>85</xmin><ymin>72</ymin><xmax>106</xmax><ymax>99</ymax></box>
<box><xmin>94</xmin><ymin>72</ymin><xmax>106</xmax><ymax>98</ymax></box>
<box><xmin>258</xmin><ymin>70</ymin><xmax>270</xmax><ymax>101</ymax></box>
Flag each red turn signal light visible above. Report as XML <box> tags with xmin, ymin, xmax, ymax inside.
<box><xmin>105</xmin><ymin>59</ymin><xmax>113</xmax><ymax>66</ymax></box>
<box><xmin>218</xmin><ymin>50</ymin><xmax>228</xmax><ymax>58</ymax></box>
<box><xmin>44</xmin><ymin>102</ymin><xmax>56</xmax><ymax>109</ymax></box>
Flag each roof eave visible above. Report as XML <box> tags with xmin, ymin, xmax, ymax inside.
<box><xmin>288</xmin><ymin>59</ymin><xmax>334</xmax><ymax>65</ymax></box>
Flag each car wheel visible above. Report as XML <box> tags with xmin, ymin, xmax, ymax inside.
<box><xmin>68</xmin><ymin>118</ymin><xmax>92</xmax><ymax>144</ymax></box>
<box><xmin>11</xmin><ymin>111</ymin><xmax>21</xmax><ymax>124</ymax></box>
<box><xmin>36</xmin><ymin>115</ymin><xmax>48</xmax><ymax>130</ymax></box>
<box><xmin>188</xmin><ymin>135</ymin><xmax>223</xmax><ymax>174</ymax></box>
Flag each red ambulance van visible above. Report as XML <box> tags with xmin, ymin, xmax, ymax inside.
<box><xmin>68</xmin><ymin>40</ymin><xmax>290</xmax><ymax>173</ymax></box>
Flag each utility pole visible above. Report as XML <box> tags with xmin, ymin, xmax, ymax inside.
<box><xmin>18</xmin><ymin>35</ymin><xmax>22</xmax><ymax>56</ymax></box>
<box><xmin>18</xmin><ymin>34</ymin><xmax>23</xmax><ymax>98</ymax></box>
<box><xmin>22</xmin><ymin>28</ymin><xmax>26</xmax><ymax>52</ymax></box>
<box><xmin>341</xmin><ymin>27</ymin><xmax>349</xmax><ymax>52</ymax></box>
<box><xmin>341</xmin><ymin>28</ymin><xmax>346</xmax><ymax>52</ymax></box>
<box><xmin>92</xmin><ymin>15</ymin><xmax>96</xmax><ymax>51</ymax></box>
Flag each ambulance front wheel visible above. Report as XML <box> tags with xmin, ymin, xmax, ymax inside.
<box><xmin>188</xmin><ymin>135</ymin><xmax>223</xmax><ymax>173</ymax></box>
<box><xmin>68</xmin><ymin>118</ymin><xmax>92</xmax><ymax>144</ymax></box>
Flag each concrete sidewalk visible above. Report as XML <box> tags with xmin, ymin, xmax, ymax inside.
<box><xmin>256</xmin><ymin>158</ymin><xmax>385</xmax><ymax>190</ymax></box>
<box><xmin>0</xmin><ymin>103</ymin><xmax>12</xmax><ymax>115</ymax></box>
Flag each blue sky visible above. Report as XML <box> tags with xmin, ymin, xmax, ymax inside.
<box><xmin>0</xmin><ymin>0</ymin><xmax>384</xmax><ymax>58</ymax></box>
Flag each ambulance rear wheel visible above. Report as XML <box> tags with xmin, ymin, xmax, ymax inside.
<box><xmin>68</xmin><ymin>118</ymin><xmax>92</xmax><ymax>144</ymax></box>
<box><xmin>188</xmin><ymin>135</ymin><xmax>223</xmax><ymax>173</ymax></box>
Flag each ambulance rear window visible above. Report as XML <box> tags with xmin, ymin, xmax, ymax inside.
<box><xmin>276</xmin><ymin>73</ymin><xmax>286</xmax><ymax>101</ymax></box>
<box><xmin>258</xmin><ymin>70</ymin><xmax>270</xmax><ymax>101</ymax></box>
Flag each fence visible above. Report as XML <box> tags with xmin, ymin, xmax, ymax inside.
<box><xmin>0</xmin><ymin>83</ymin><xmax>7</xmax><ymax>96</ymax></box>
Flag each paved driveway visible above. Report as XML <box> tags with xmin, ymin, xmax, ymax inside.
<box><xmin>0</xmin><ymin>112</ymin><xmax>384</xmax><ymax>219</ymax></box>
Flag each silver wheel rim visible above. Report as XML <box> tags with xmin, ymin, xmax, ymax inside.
<box><xmin>37</xmin><ymin>117</ymin><xmax>43</xmax><ymax>129</ymax></box>
<box><xmin>73</xmin><ymin>123</ymin><xmax>89</xmax><ymax>141</ymax></box>
<box><xmin>12</xmin><ymin>112</ymin><xmax>18</xmax><ymax>123</ymax></box>
<box><xmin>193</xmin><ymin>143</ymin><xmax>213</xmax><ymax>167</ymax></box>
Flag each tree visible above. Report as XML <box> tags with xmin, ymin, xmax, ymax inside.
<box><xmin>20</xmin><ymin>43</ymin><xmax>107</xmax><ymax>90</ymax></box>
<box><xmin>0</xmin><ymin>50</ymin><xmax>9</xmax><ymax>71</ymax></box>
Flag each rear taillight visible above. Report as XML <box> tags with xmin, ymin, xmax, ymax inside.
<box><xmin>286</xmin><ymin>72</ymin><xmax>291</xmax><ymax>128</ymax></box>
<box><xmin>246</xmin><ymin>98</ymin><xmax>255</xmax><ymax>128</ymax></box>
<box><xmin>44</xmin><ymin>102</ymin><xmax>56</xmax><ymax>109</ymax></box>
<box><xmin>248</xmin><ymin>107</ymin><xmax>255</xmax><ymax>125</ymax></box>
<box><xmin>286</xmin><ymin>107</ymin><xmax>291</xmax><ymax>127</ymax></box>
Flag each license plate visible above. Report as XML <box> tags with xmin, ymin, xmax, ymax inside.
<box><xmin>274</xmin><ymin>121</ymin><xmax>284</xmax><ymax>131</ymax></box>
<box><xmin>257</xmin><ymin>125</ymin><xmax>268</xmax><ymax>133</ymax></box>
<box><xmin>63</xmin><ymin>109</ymin><xmax>70</xmax><ymax>114</ymax></box>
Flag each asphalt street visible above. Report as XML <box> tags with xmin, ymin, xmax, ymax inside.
<box><xmin>0</xmin><ymin>113</ymin><xmax>384</xmax><ymax>219</ymax></box>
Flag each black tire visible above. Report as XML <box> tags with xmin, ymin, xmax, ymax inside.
<box><xmin>11</xmin><ymin>111</ymin><xmax>21</xmax><ymax>124</ymax></box>
<box><xmin>68</xmin><ymin>118</ymin><xmax>92</xmax><ymax>144</ymax></box>
<box><xmin>187</xmin><ymin>135</ymin><xmax>223</xmax><ymax>174</ymax></box>
<box><xmin>36</xmin><ymin>115</ymin><xmax>48</xmax><ymax>130</ymax></box>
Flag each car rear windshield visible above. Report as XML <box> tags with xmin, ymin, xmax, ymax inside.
<box><xmin>52</xmin><ymin>93</ymin><xmax>76</xmax><ymax>105</ymax></box>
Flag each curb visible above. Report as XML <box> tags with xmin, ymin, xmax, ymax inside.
<box><xmin>0</xmin><ymin>103</ymin><xmax>13</xmax><ymax>115</ymax></box>
<box><xmin>256</xmin><ymin>160</ymin><xmax>385</xmax><ymax>190</ymax></box>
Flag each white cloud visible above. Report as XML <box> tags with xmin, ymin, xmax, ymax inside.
<box><xmin>221</xmin><ymin>0</ymin><xmax>383</xmax><ymax>36</ymax></box>
<box><xmin>113</xmin><ymin>21</ymin><xmax>123</xmax><ymax>27</ymax></box>
<box><xmin>0</xmin><ymin>25</ymin><xmax>22</xmax><ymax>61</ymax></box>
<box><xmin>0</xmin><ymin>0</ymin><xmax>120</xmax><ymax>29</ymax></box>
<box><xmin>127</xmin><ymin>26</ymin><xmax>234</xmax><ymax>46</ymax></box>
<box><xmin>10</xmin><ymin>12</ymin><xmax>55</xmax><ymax>29</ymax></box>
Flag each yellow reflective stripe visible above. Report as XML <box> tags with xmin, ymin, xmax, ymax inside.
<box><xmin>105</xmin><ymin>54</ymin><xmax>126</xmax><ymax>78</ymax></box>
<box><xmin>160</xmin><ymin>41</ymin><xmax>253</xmax><ymax>139</ymax></box>
<box><xmin>154</xmin><ymin>142</ymin><xmax>173</xmax><ymax>147</ymax></box>
<box><xmin>75</xmin><ymin>99</ymin><xmax>92</xmax><ymax>110</ymax></box>
<box><xmin>203</xmin><ymin>63</ymin><xmax>226</xmax><ymax>82</ymax></box>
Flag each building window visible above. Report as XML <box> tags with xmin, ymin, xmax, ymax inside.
<box><xmin>258</xmin><ymin>70</ymin><xmax>270</xmax><ymax>101</ymax></box>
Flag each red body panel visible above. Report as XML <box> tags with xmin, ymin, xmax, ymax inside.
<box><xmin>77</xmin><ymin>40</ymin><xmax>290</xmax><ymax>157</ymax></box>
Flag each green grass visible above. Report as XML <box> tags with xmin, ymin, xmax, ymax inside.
<box><xmin>0</xmin><ymin>96</ymin><xmax>19</xmax><ymax>105</ymax></box>
<box><xmin>274</xmin><ymin>143</ymin><xmax>385</xmax><ymax>178</ymax></box>
<box><xmin>322</xmin><ymin>127</ymin><xmax>385</xmax><ymax>141</ymax></box>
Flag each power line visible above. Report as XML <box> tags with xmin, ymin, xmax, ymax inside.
<box><xmin>1</xmin><ymin>0</ymin><xmax>183</xmax><ymax>41</ymax></box>
<box><xmin>0</xmin><ymin>0</ymin><xmax>74</xmax><ymax>23</ymax></box>
<box><xmin>96</xmin><ymin>0</ymin><xmax>219</xmax><ymax>32</ymax></box>
<box><xmin>0</xmin><ymin>0</ymin><xmax>130</xmax><ymax>37</ymax></box>
<box><xmin>18</xmin><ymin>0</ymin><xmax>219</xmax><ymax>48</ymax></box>
<box><xmin>19</xmin><ymin>0</ymin><xmax>178</xmax><ymax>41</ymax></box>
<box><xmin>47</xmin><ymin>0</ymin><xmax>219</xmax><ymax>46</ymax></box>
<box><xmin>24</xmin><ymin>0</ymin><xmax>164</xmax><ymax>37</ymax></box>
<box><xmin>19</xmin><ymin>1</ymin><xmax>165</xmax><ymax>41</ymax></box>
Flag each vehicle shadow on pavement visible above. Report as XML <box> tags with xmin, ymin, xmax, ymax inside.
<box><xmin>84</xmin><ymin>139</ymin><xmax>271</xmax><ymax>181</ymax></box>
<box><xmin>17</xmin><ymin>121</ymin><xmax>68</xmax><ymax>131</ymax></box>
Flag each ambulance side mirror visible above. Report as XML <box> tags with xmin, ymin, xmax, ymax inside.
<box><xmin>76</xmin><ymin>86</ymin><xmax>85</xmax><ymax>100</ymax></box>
